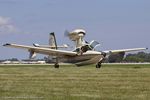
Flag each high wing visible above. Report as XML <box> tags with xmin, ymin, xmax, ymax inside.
<box><xmin>103</xmin><ymin>48</ymin><xmax>148</xmax><ymax>54</ymax></box>
<box><xmin>3</xmin><ymin>43</ymin><xmax>77</xmax><ymax>57</ymax></box>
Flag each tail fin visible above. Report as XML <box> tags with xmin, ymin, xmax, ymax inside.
<box><xmin>49</xmin><ymin>32</ymin><xmax>57</xmax><ymax>49</ymax></box>
<box><xmin>33</xmin><ymin>33</ymin><xmax>68</xmax><ymax>49</ymax></box>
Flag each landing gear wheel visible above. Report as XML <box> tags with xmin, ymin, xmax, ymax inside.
<box><xmin>54</xmin><ymin>63</ymin><xmax>59</xmax><ymax>68</ymax></box>
<box><xmin>96</xmin><ymin>62</ymin><xmax>101</xmax><ymax>68</ymax></box>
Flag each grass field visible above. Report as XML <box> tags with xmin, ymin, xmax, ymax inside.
<box><xmin>0</xmin><ymin>64</ymin><xmax>150</xmax><ymax>100</ymax></box>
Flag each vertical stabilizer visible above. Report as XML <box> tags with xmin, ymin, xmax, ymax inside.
<box><xmin>49</xmin><ymin>32</ymin><xmax>59</xmax><ymax>67</ymax></box>
<box><xmin>49</xmin><ymin>32</ymin><xmax>57</xmax><ymax>49</ymax></box>
<box><xmin>47</xmin><ymin>32</ymin><xmax>58</xmax><ymax>63</ymax></box>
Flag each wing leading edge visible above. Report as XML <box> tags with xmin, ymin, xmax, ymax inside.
<box><xmin>3</xmin><ymin>43</ymin><xmax>148</xmax><ymax>57</ymax></box>
<box><xmin>3</xmin><ymin>43</ymin><xmax>77</xmax><ymax>57</ymax></box>
<box><xmin>103</xmin><ymin>48</ymin><xmax>148</xmax><ymax>54</ymax></box>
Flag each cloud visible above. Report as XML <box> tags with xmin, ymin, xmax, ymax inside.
<box><xmin>0</xmin><ymin>16</ymin><xmax>18</xmax><ymax>34</ymax></box>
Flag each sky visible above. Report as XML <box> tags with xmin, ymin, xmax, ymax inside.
<box><xmin>0</xmin><ymin>0</ymin><xmax>150</xmax><ymax>59</ymax></box>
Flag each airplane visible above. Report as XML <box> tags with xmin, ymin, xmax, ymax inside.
<box><xmin>3</xmin><ymin>29</ymin><xmax>148</xmax><ymax>68</ymax></box>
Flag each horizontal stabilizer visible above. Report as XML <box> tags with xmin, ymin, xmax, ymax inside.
<box><xmin>33</xmin><ymin>43</ymin><xmax>68</xmax><ymax>48</ymax></box>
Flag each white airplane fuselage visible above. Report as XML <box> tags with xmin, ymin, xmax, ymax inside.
<box><xmin>59</xmin><ymin>51</ymin><xmax>103</xmax><ymax>66</ymax></box>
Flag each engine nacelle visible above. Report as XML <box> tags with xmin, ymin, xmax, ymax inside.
<box><xmin>68</xmin><ymin>29</ymin><xmax>86</xmax><ymax>41</ymax></box>
<box><xmin>71</xmin><ymin>29</ymin><xmax>86</xmax><ymax>35</ymax></box>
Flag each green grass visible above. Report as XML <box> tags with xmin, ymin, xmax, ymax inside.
<box><xmin>0</xmin><ymin>64</ymin><xmax>150</xmax><ymax>100</ymax></box>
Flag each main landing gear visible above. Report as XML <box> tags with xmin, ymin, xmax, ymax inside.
<box><xmin>96</xmin><ymin>52</ymin><xmax>106</xmax><ymax>68</ymax></box>
<box><xmin>54</xmin><ymin>57</ymin><xmax>59</xmax><ymax>68</ymax></box>
<box><xmin>54</xmin><ymin>63</ymin><xmax>59</xmax><ymax>68</ymax></box>
<box><xmin>96</xmin><ymin>62</ymin><xmax>102</xmax><ymax>68</ymax></box>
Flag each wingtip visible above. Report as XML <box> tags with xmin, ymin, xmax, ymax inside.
<box><xmin>3</xmin><ymin>43</ymin><xmax>11</xmax><ymax>46</ymax></box>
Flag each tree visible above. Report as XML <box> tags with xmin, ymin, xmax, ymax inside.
<box><xmin>124</xmin><ymin>52</ymin><xmax>150</xmax><ymax>62</ymax></box>
<box><xmin>108</xmin><ymin>52</ymin><xmax>125</xmax><ymax>63</ymax></box>
<box><xmin>10</xmin><ymin>58</ymin><xmax>19</xmax><ymax>61</ymax></box>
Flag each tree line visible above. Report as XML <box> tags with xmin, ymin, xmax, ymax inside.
<box><xmin>1</xmin><ymin>52</ymin><xmax>149</xmax><ymax>63</ymax></box>
<box><xmin>106</xmin><ymin>52</ymin><xmax>150</xmax><ymax>63</ymax></box>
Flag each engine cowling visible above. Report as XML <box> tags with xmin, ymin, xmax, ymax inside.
<box><xmin>66</xmin><ymin>29</ymin><xmax>86</xmax><ymax>41</ymax></box>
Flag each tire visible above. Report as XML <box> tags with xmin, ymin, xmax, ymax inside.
<box><xmin>54</xmin><ymin>63</ymin><xmax>59</xmax><ymax>68</ymax></box>
<box><xmin>96</xmin><ymin>63</ymin><xmax>101</xmax><ymax>68</ymax></box>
